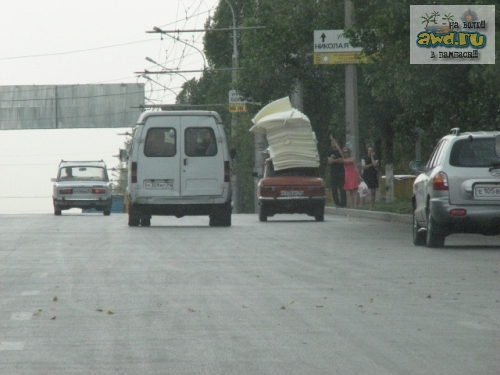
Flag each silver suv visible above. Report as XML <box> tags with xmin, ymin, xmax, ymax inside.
<box><xmin>52</xmin><ymin>160</ymin><xmax>113</xmax><ymax>216</ymax></box>
<box><xmin>410</xmin><ymin>128</ymin><xmax>500</xmax><ymax>247</ymax></box>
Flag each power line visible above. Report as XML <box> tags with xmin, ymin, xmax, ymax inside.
<box><xmin>0</xmin><ymin>39</ymin><xmax>159</xmax><ymax>61</ymax></box>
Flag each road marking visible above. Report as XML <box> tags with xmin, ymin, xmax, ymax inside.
<box><xmin>31</xmin><ymin>272</ymin><xmax>48</xmax><ymax>278</ymax></box>
<box><xmin>21</xmin><ymin>290</ymin><xmax>40</xmax><ymax>296</ymax></box>
<box><xmin>10</xmin><ymin>312</ymin><xmax>32</xmax><ymax>321</ymax></box>
<box><xmin>0</xmin><ymin>342</ymin><xmax>25</xmax><ymax>351</ymax></box>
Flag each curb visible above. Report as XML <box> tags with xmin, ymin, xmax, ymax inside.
<box><xmin>325</xmin><ymin>206</ymin><xmax>412</xmax><ymax>224</ymax></box>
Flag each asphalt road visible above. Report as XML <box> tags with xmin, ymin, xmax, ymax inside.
<box><xmin>1</xmin><ymin>212</ymin><xmax>499</xmax><ymax>375</ymax></box>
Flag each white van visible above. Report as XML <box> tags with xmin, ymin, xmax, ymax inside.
<box><xmin>123</xmin><ymin>110</ymin><xmax>232</xmax><ymax>227</ymax></box>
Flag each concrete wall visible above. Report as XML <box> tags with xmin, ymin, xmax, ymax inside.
<box><xmin>0</xmin><ymin>84</ymin><xmax>145</xmax><ymax>130</ymax></box>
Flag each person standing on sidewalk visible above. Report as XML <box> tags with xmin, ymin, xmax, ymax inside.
<box><xmin>361</xmin><ymin>146</ymin><xmax>379</xmax><ymax>210</ymax></box>
<box><xmin>342</xmin><ymin>146</ymin><xmax>360</xmax><ymax>208</ymax></box>
<box><xmin>327</xmin><ymin>133</ymin><xmax>346</xmax><ymax>208</ymax></box>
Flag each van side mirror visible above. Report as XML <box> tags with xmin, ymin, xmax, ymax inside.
<box><xmin>119</xmin><ymin>149</ymin><xmax>128</xmax><ymax>162</ymax></box>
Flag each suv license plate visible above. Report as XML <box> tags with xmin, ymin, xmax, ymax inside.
<box><xmin>144</xmin><ymin>180</ymin><xmax>173</xmax><ymax>190</ymax></box>
<box><xmin>280</xmin><ymin>190</ymin><xmax>304</xmax><ymax>196</ymax></box>
<box><xmin>474</xmin><ymin>186</ymin><xmax>500</xmax><ymax>199</ymax></box>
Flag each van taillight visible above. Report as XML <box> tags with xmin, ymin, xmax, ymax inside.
<box><xmin>59</xmin><ymin>188</ymin><xmax>72</xmax><ymax>195</ymax></box>
<box><xmin>432</xmin><ymin>172</ymin><xmax>449</xmax><ymax>191</ymax></box>
<box><xmin>131</xmin><ymin>162</ymin><xmax>137</xmax><ymax>183</ymax></box>
<box><xmin>224</xmin><ymin>161</ymin><xmax>230</xmax><ymax>183</ymax></box>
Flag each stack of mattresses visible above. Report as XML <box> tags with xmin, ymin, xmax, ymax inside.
<box><xmin>249</xmin><ymin>97</ymin><xmax>319</xmax><ymax>171</ymax></box>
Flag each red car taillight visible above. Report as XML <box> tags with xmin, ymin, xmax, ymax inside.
<box><xmin>432</xmin><ymin>172</ymin><xmax>449</xmax><ymax>191</ymax></box>
<box><xmin>260</xmin><ymin>186</ymin><xmax>275</xmax><ymax>196</ymax></box>
<box><xmin>92</xmin><ymin>188</ymin><xmax>107</xmax><ymax>194</ymax></box>
<box><xmin>58</xmin><ymin>188</ymin><xmax>72</xmax><ymax>195</ymax></box>
<box><xmin>131</xmin><ymin>162</ymin><xmax>137</xmax><ymax>183</ymax></box>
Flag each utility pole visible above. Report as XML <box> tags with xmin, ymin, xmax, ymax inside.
<box><xmin>345</xmin><ymin>0</ymin><xmax>359</xmax><ymax>160</ymax></box>
<box><xmin>225</xmin><ymin>0</ymin><xmax>240</xmax><ymax>213</ymax></box>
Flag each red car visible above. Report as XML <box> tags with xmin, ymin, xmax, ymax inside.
<box><xmin>255</xmin><ymin>160</ymin><xmax>326</xmax><ymax>222</ymax></box>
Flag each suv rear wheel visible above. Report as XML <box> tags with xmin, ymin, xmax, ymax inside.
<box><xmin>426</xmin><ymin>211</ymin><xmax>445</xmax><ymax>248</ymax></box>
<box><xmin>412</xmin><ymin>212</ymin><xmax>426</xmax><ymax>246</ymax></box>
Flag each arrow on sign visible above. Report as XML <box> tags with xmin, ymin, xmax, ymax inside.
<box><xmin>321</xmin><ymin>33</ymin><xmax>326</xmax><ymax>42</ymax></box>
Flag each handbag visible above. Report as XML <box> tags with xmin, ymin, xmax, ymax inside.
<box><xmin>358</xmin><ymin>181</ymin><xmax>369</xmax><ymax>197</ymax></box>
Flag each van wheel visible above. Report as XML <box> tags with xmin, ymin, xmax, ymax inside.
<box><xmin>54</xmin><ymin>209</ymin><xmax>62</xmax><ymax>216</ymax></box>
<box><xmin>103</xmin><ymin>210</ymin><xmax>111</xmax><ymax>216</ymax></box>
<box><xmin>209</xmin><ymin>202</ymin><xmax>232</xmax><ymax>227</ymax></box>
<box><xmin>128</xmin><ymin>216</ymin><xmax>140</xmax><ymax>226</ymax></box>
<box><xmin>140</xmin><ymin>218</ymin><xmax>151</xmax><ymax>227</ymax></box>
<box><xmin>128</xmin><ymin>204</ymin><xmax>141</xmax><ymax>226</ymax></box>
<box><xmin>426</xmin><ymin>211</ymin><xmax>445</xmax><ymax>248</ymax></box>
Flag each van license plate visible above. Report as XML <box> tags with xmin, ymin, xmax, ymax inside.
<box><xmin>280</xmin><ymin>190</ymin><xmax>304</xmax><ymax>196</ymax></box>
<box><xmin>144</xmin><ymin>180</ymin><xmax>173</xmax><ymax>190</ymax></box>
<box><xmin>474</xmin><ymin>186</ymin><xmax>500</xmax><ymax>198</ymax></box>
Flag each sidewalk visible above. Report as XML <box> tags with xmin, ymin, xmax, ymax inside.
<box><xmin>325</xmin><ymin>206</ymin><xmax>412</xmax><ymax>224</ymax></box>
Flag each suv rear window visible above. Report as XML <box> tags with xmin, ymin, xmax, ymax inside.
<box><xmin>449</xmin><ymin>138</ymin><xmax>500</xmax><ymax>167</ymax></box>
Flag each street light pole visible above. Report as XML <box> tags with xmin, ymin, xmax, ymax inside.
<box><xmin>225</xmin><ymin>0</ymin><xmax>240</xmax><ymax>213</ymax></box>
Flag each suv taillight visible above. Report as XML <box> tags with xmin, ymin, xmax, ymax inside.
<box><xmin>432</xmin><ymin>172</ymin><xmax>449</xmax><ymax>191</ymax></box>
<box><xmin>131</xmin><ymin>162</ymin><xmax>137</xmax><ymax>183</ymax></box>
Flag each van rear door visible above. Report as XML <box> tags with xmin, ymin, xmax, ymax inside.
<box><xmin>181</xmin><ymin>116</ymin><xmax>225</xmax><ymax>197</ymax></box>
<box><xmin>139</xmin><ymin>119</ymin><xmax>182</xmax><ymax>198</ymax></box>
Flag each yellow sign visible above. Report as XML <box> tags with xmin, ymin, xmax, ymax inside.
<box><xmin>229</xmin><ymin>104</ymin><xmax>247</xmax><ymax>113</ymax></box>
<box><xmin>314</xmin><ymin>52</ymin><xmax>369</xmax><ymax>65</ymax></box>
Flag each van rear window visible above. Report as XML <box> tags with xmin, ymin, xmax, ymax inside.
<box><xmin>144</xmin><ymin>128</ymin><xmax>176</xmax><ymax>157</ymax></box>
<box><xmin>185</xmin><ymin>128</ymin><xmax>217</xmax><ymax>157</ymax></box>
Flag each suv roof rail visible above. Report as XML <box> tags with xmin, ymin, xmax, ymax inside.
<box><xmin>450</xmin><ymin>127</ymin><xmax>460</xmax><ymax>136</ymax></box>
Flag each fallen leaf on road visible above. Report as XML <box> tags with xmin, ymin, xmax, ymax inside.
<box><xmin>53</xmin><ymin>296</ymin><xmax>58</xmax><ymax>302</ymax></box>
<box><xmin>426</xmin><ymin>295</ymin><xmax>432</xmax><ymax>299</ymax></box>
<box><xmin>107</xmin><ymin>311</ymin><xmax>114</xmax><ymax>315</ymax></box>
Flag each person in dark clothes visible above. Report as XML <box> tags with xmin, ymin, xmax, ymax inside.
<box><xmin>327</xmin><ymin>133</ymin><xmax>346</xmax><ymax>208</ymax></box>
<box><xmin>361</xmin><ymin>146</ymin><xmax>379</xmax><ymax>210</ymax></box>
